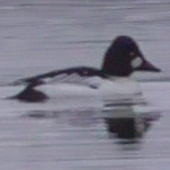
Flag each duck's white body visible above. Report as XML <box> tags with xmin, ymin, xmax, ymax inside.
<box><xmin>3</xmin><ymin>77</ymin><xmax>142</xmax><ymax>103</ymax></box>
<box><xmin>36</xmin><ymin>77</ymin><xmax>142</xmax><ymax>99</ymax></box>
<box><xmin>5</xmin><ymin>77</ymin><xmax>145</xmax><ymax>114</ymax></box>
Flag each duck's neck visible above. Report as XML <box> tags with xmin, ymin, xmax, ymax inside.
<box><xmin>101</xmin><ymin>46</ymin><xmax>133</xmax><ymax>77</ymax></box>
<box><xmin>101</xmin><ymin>57</ymin><xmax>132</xmax><ymax>77</ymax></box>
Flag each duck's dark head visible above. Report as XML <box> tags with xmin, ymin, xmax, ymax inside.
<box><xmin>101</xmin><ymin>36</ymin><xmax>161</xmax><ymax>77</ymax></box>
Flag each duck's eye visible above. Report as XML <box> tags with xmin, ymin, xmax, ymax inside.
<box><xmin>130</xmin><ymin>52</ymin><xmax>135</xmax><ymax>57</ymax></box>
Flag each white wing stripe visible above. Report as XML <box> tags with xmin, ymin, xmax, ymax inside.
<box><xmin>42</xmin><ymin>73</ymin><xmax>100</xmax><ymax>88</ymax></box>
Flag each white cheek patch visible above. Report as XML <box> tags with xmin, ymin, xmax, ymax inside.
<box><xmin>131</xmin><ymin>57</ymin><xmax>143</xmax><ymax>68</ymax></box>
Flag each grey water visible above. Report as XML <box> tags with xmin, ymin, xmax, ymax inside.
<box><xmin>0</xmin><ymin>0</ymin><xmax>170</xmax><ymax>169</ymax></box>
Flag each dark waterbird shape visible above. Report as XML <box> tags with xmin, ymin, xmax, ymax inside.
<box><xmin>9</xmin><ymin>35</ymin><xmax>161</xmax><ymax>102</ymax></box>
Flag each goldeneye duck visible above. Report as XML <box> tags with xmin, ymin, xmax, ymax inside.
<box><xmin>9</xmin><ymin>35</ymin><xmax>161</xmax><ymax>102</ymax></box>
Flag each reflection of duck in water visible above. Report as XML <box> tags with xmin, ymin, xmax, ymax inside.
<box><xmin>9</xmin><ymin>35</ymin><xmax>161</xmax><ymax>102</ymax></box>
<box><xmin>103</xmin><ymin>103</ymin><xmax>161</xmax><ymax>139</ymax></box>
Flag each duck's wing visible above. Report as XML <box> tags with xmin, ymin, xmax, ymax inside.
<box><xmin>10</xmin><ymin>66</ymin><xmax>109</xmax><ymax>89</ymax></box>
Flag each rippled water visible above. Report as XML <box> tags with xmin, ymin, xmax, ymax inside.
<box><xmin>0</xmin><ymin>0</ymin><xmax>170</xmax><ymax>169</ymax></box>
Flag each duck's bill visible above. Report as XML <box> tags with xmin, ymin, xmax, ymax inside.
<box><xmin>135</xmin><ymin>60</ymin><xmax>161</xmax><ymax>72</ymax></box>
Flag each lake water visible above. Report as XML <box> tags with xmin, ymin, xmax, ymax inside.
<box><xmin>0</xmin><ymin>0</ymin><xmax>170</xmax><ymax>169</ymax></box>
